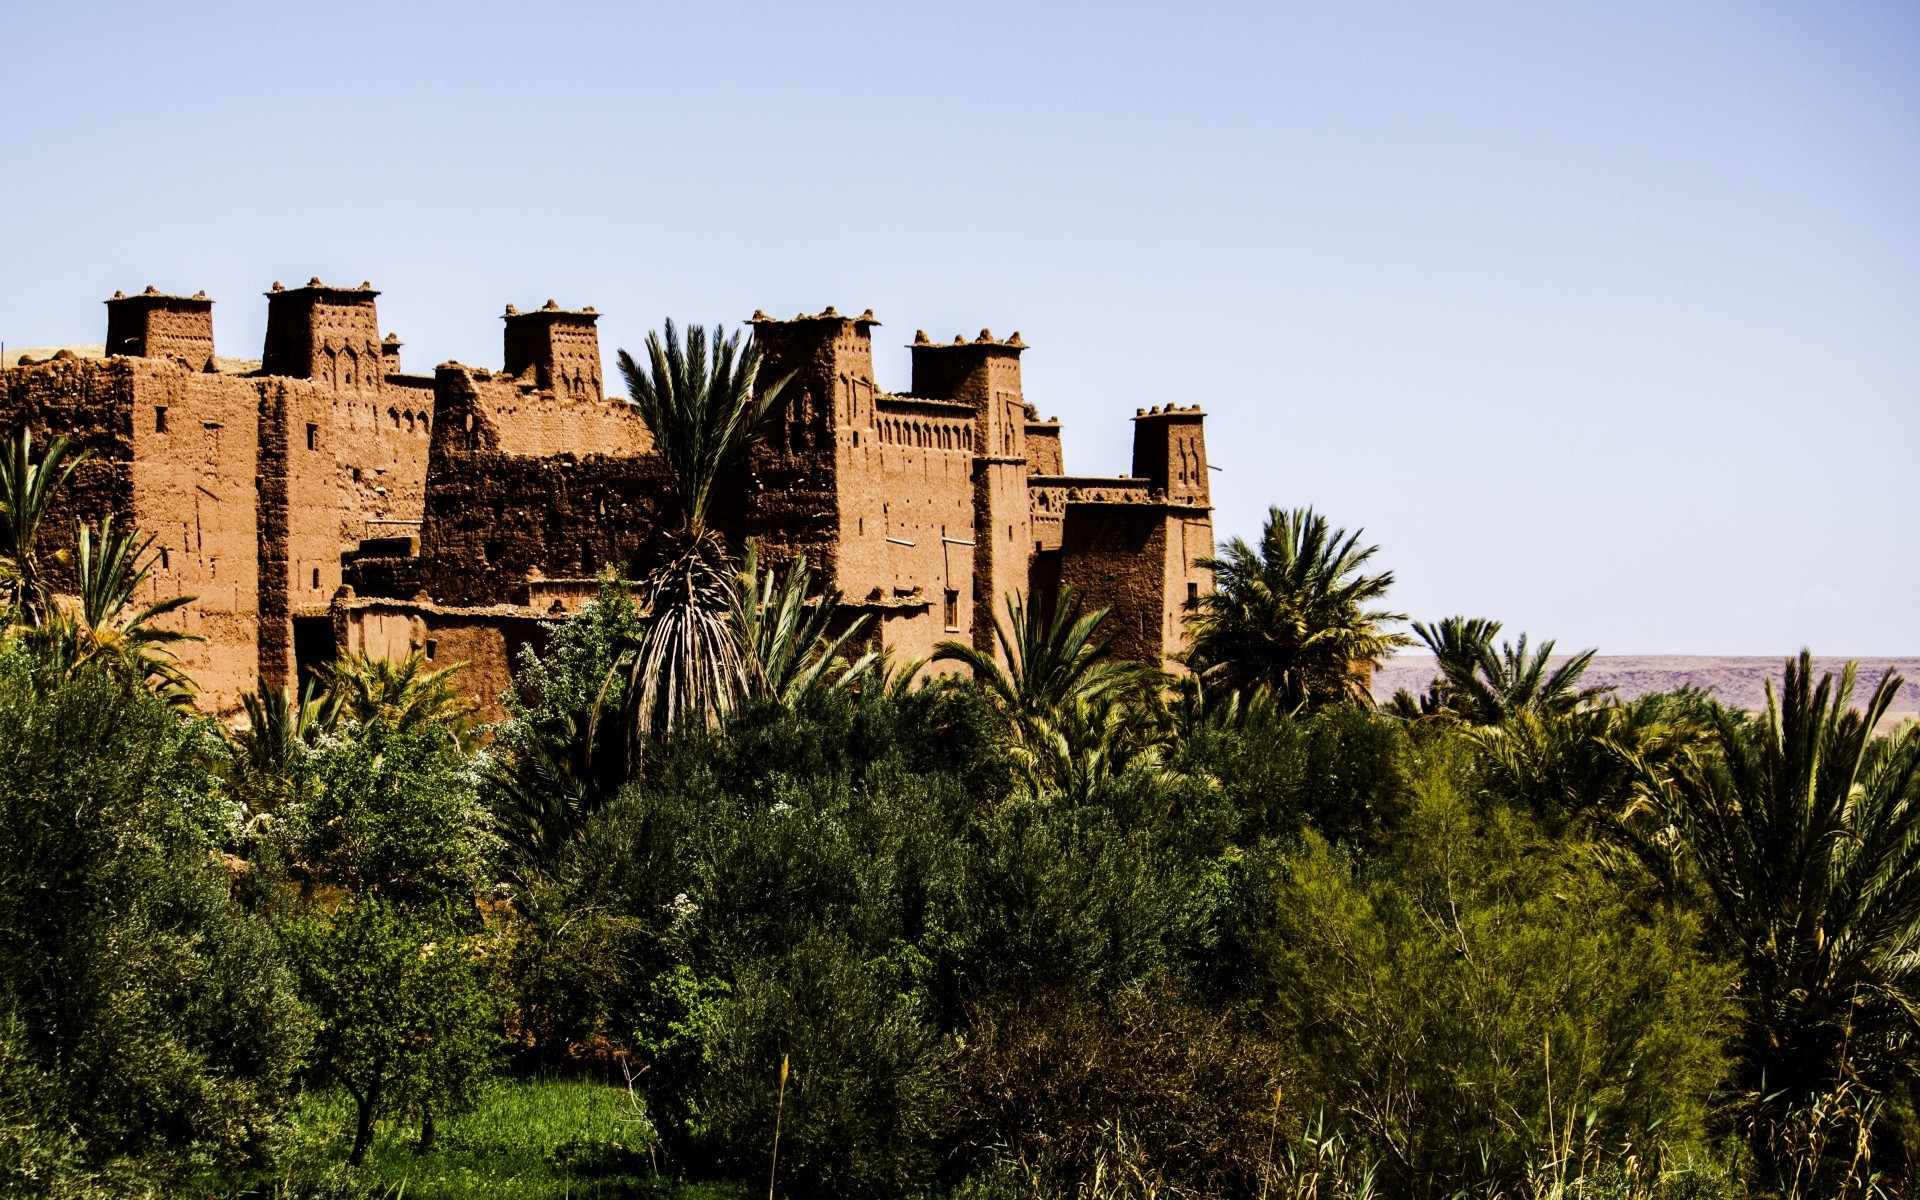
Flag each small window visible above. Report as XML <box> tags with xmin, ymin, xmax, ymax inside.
<box><xmin>944</xmin><ymin>589</ymin><xmax>959</xmax><ymax>631</ymax></box>
<box><xmin>306</xmin><ymin>423</ymin><xmax>319</xmax><ymax>451</ymax></box>
<box><xmin>424</xmin><ymin>639</ymin><xmax>438</xmax><ymax>660</ymax></box>
<box><xmin>1187</xmin><ymin>582</ymin><xmax>1199</xmax><ymax>609</ymax></box>
<box><xmin>311</xmin><ymin>567</ymin><xmax>321</xmax><ymax>590</ymax></box>
<box><xmin>159</xmin><ymin>547</ymin><xmax>170</xmax><ymax>570</ymax></box>
<box><xmin>154</xmin><ymin>406</ymin><xmax>168</xmax><ymax>433</ymax></box>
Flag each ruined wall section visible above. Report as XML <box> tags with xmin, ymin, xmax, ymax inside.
<box><xmin>1025</xmin><ymin>419</ymin><xmax>1063</xmax><ymax>476</ymax></box>
<box><xmin>395</xmin><ymin>365</ymin><xmax>668</xmax><ymax>608</ymax></box>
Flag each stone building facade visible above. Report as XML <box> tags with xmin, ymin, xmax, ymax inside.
<box><xmin>0</xmin><ymin>282</ymin><xmax>1213</xmax><ymax>715</ymax></box>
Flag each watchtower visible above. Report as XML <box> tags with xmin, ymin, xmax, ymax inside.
<box><xmin>262</xmin><ymin>279</ymin><xmax>383</xmax><ymax>392</ymax></box>
<box><xmin>503</xmin><ymin>301</ymin><xmax>603</xmax><ymax>400</ymax></box>
<box><xmin>911</xmin><ymin>329</ymin><xmax>1031</xmax><ymax>654</ymax></box>
<box><xmin>104</xmin><ymin>287</ymin><xmax>215</xmax><ymax>371</ymax></box>
<box><xmin>1131</xmin><ymin>405</ymin><xmax>1209</xmax><ymax>506</ymax></box>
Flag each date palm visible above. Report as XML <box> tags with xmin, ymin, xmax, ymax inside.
<box><xmin>1396</xmin><ymin>616</ymin><xmax>1602</xmax><ymax>725</ymax></box>
<box><xmin>1630</xmin><ymin>652</ymin><xmax>1920</xmax><ymax>1179</ymax></box>
<box><xmin>33</xmin><ymin>515</ymin><xmax>201</xmax><ymax>703</ymax></box>
<box><xmin>320</xmin><ymin>648</ymin><xmax>476</xmax><ymax>743</ymax></box>
<box><xmin>612</xmin><ymin>320</ymin><xmax>792</xmax><ymax>748</ymax></box>
<box><xmin>733</xmin><ymin>540</ymin><xmax>876</xmax><ymax>708</ymax></box>
<box><xmin>936</xmin><ymin>587</ymin><xmax>1154</xmax><ymax>732</ymax></box>
<box><xmin>1184</xmin><ymin>506</ymin><xmax>1410</xmax><ymax>708</ymax></box>
<box><xmin>0</xmin><ymin>429</ymin><xmax>88</xmax><ymax>625</ymax></box>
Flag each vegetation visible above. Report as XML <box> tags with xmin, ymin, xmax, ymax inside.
<box><xmin>4</xmin><ymin>409</ymin><xmax>1920</xmax><ymax>1199</ymax></box>
<box><xmin>1185</xmin><ymin>506</ymin><xmax>1410</xmax><ymax>707</ymax></box>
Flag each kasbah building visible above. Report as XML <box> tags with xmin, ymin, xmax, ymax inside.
<box><xmin>0</xmin><ymin>281</ymin><xmax>1215</xmax><ymax>717</ymax></box>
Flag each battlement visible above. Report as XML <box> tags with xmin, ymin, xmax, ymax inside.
<box><xmin>105</xmin><ymin>287</ymin><xmax>215</xmax><ymax>371</ymax></box>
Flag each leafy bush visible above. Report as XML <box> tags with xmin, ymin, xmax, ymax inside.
<box><xmin>0</xmin><ymin>652</ymin><xmax>310</xmax><ymax>1187</ymax></box>
<box><xmin>1246</xmin><ymin>735</ymin><xmax>1736</xmax><ymax>1195</ymax></box>
<box><xmin>950</xmin><ymin>982</ymin><xmax>1286</xmax><ymax>1196</ymax></box>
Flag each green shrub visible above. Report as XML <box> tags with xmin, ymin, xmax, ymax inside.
<box><xmin>1247</xmin><ymin>735</ymin><xmax>1736</xmax><ymax>1194</ymax></box>
<box><xmin>0</xmin><ymin>652</ymin><xmax>310</xmax><ymax>1188</ymax></box>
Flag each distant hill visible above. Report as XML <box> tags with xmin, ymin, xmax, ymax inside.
<box><xmin>1372</xmin><ymin>655</ymin><xmax>1920</xmax><ymax>729</ymax></box>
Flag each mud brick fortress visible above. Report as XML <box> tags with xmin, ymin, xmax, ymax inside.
<box><xmin>0</xmin><ymin>282</ymin><xmax>1213</xmax><ymax>715</ymax></box>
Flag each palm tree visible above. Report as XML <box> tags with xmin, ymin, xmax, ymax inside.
<box><xmin>936</xmin><ymin>587</ymin><xmax>1155</xmax><ymax>732</ymax></box>
<box><xmin>232</xmin><ymin>675</ymin><xmax>342</xmax><ymax>779</ymax></box>
<box><xmin>935</xmin><ymin>588</ymin><xmax>1163</xmax><ymax>796</ymax></box>
<box><xmin>733</xmin><ymin>541</ymin><xmax>877</xmax><ymax>708</ymax></box>
<box><xmin>612</xmin><ymin>320</ymin><xmax>793</xmax><ymax>746</ymax></box>
<box><xmin>0</xmin><ymin>430</ymin><xmax>89</xmax><ymax>624</ymax></box>
<box><xmin>32</xmin><ymin>515</ymin><xmax>201</xmax><ymax>702</ymax></box>
<box><xmin>1184</xmin><ymin>506</ymin><xmax>1410</xmax><ymax>708</ymax></box>
<box><xmin>1629</xmin><ymin>652</ymin><xmax>1920</xmax><ymax>1179</ymax></box>
<box><xmin>1393</xmin><ymin>616</ymin><xmax>1602</xmax><ymax>725</ymax></box>
<box><xmin>320</xmin><ymin>648</ymin><xmax>476</xmax><ymax>743</ymax></box>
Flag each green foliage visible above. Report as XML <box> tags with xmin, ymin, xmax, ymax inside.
<box><xmin>492</xmin><ymin>576</ymin><xmax>642</xmax><ymax>880</ymax></box>
<box><xmin>282</xmin><ymin>723</ymin><xmax>496</xmax><ymax>906</ymax></box>
<box><xmin>321</xmin><ymin>648</ymin><xmax>477</xmax><ymax>745</ymax></box>
<box><xmin>1247</xmin><ymin>739</ymin><xmax>1736</xmax><ymax>1195</ymax></box>
<box><xmin>0</xmin><ymin>428</ymin><xmax>88</xmax><ymax>625</ymax></box>
<box><xmin>732</xmin><ymin>540</ymin><xmax>876</xmax><ymax>708</ymax></box>
<box><xmin>1394</xmin><ymin>615</ymin><xmax>1605</xmax><ymax>724</ymax></box>
<box><xmin>1627</xmin><ymin>653</ymin><xmax>1920</xmax><ymax>1189</ymax></box>
<box><xmin>1185</xmin><ymin>506</ymin><xmax>1411</xmax><ymax>707</ymax></box>
<box><xmin>950</xmin><ymin>983</ymin><xmax>1286</xmax><ymax>1196</ymax></box>
<box><xmin>0</xmin><ymin>649</ymin><xmax>310</xmax><ymax>1189</ymax></box>
<box><xmin>284</xmin><ymin>896</ymin><xmax>507</xmax><ymax>1166</ymax></box>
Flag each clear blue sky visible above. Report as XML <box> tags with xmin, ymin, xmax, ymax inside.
<box><xmin>2</xmin><ymin>2</ymin><xmax>1914</xmax><ymax>654</ymax></box>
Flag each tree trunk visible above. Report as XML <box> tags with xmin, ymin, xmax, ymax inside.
<box><xmin>348</xmin><ymin>1083</ymin><xmax>380</xmax><ymax>1166</ymax></box>
<box><xmin>416</xmin><ymin>1102</ymin><xmax>437</xmax><ymax>1154</ymax></box>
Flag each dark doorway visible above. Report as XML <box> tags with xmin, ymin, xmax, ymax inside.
<box><xmin>292</xmin><ymin>616</ymin><xmax>337</xmax><ymax>696</ymax></box>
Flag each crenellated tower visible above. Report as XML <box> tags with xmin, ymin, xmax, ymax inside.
<box><xmin>105</xmin><ymin>286</ymin><xmax>216</xmax><ymax>371</ymax></box>
<box><xmin>261</xmin><ymin>279</ymin><xmax>384</xmax><ymax>392</ymax></box>
<box><xmin>910</xmin><ymin>329</ymin><xmax>1031</xmax><ymax>655</ymax></box>
<box><xmin>503</xmin><ymin>301</ymin><xmax>603</xmax><ymax>400</ymax></box>
<box><xmin>1130</xmin><ymin>404</ymin><xmax>1209</xmax><ymax>506</ymax></box>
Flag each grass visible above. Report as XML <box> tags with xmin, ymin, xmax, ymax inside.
<box><xmin>206</xmin><ymin>1077</ymin><xmax>742</xmax><ymax>1200</ymax></box>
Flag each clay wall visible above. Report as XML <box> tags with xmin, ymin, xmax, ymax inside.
<box><xmin>440</xmin><ymin>364</ymin><xmax>648</xmax><ymax>459</ymax></box>
<box><xmin>842</xmin><ymin>396</ymin><xmax>977</xmax><ymax>657</ymax></box>
<box><xmin>0</xmin><ymin>356</ymin><xmax>262</xmax><ymax>709</ymax></box>
<box><xmin>335</xmin><ymin>598</ymin><xmax>547</xmax><ymax>723</ymax></box>
<box><xmin>1025</xmin><ymin>419</ymin><xmax>1063</xmax><ymax>475</ymax></box>
<box><xmin>1055</xmin><ymin>502</ymin><xmax>1173</xmax><ymax>667</ymax></box>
